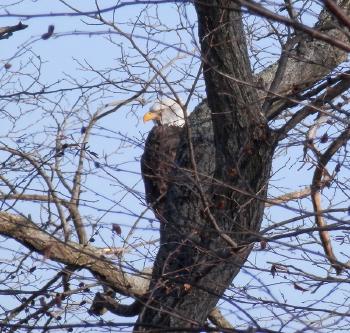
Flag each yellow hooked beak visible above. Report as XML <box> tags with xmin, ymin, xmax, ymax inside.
<box><xmin>143</xmin><ymin>111</ymin><xmax>160</xmax><ymax>123</ymax></box>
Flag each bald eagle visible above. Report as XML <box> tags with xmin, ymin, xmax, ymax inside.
<box><xmin>141</xmin><ymin>98</ymin><xmax>214</xmax><ymax>221</ymax></box>
<box><xmin>141</xmin><ymin>99</ymin><xmax>185</xmax><ymax>220</ymax></box>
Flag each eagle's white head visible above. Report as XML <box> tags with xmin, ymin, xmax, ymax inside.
<box><xmin>143</xmin><ymin>98</ymin><xmax>185</xmax><ymax>127</ymax></box>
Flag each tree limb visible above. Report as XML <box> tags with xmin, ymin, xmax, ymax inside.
<box><xmin>265</xmin><ymin>186</ymin><xmax>315</xmax><ymax>207</ymax></box>
<box><xmin>276</xmin><ymin>75</ymin><xmax>350</xmax><ymax>141</ymax></box>
<box><xmin>311</xmin><ymin>124</ymin><xmax>350</xmax><ymax>273</ymax></box>
<box><xmin>239</xmin><ymin>0</ymin><xmax>350</xmax><ymax>52</ymax></box>
<box><xmin>0</xmin><ymin>22</ymin><xmax>28</xmax><ymax>40</ymax></box>
<box><xmin>258</xmin><ymin>0</ymin><xmax>350</xmax><ymax>117</ymax></box>
<box><xmin>208</xmin><ymin>308</ymin><xmax>234</xmax><ymax>330</ymax></box>
<box><xmin>0</xmin><ymin>211</ymin><xmax>148</xmax><ymax>297</ymax></box>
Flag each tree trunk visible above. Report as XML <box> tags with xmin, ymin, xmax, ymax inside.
<box><xmin>135</xmin><ymin>1</ymin><xmax>276</xmax><ymax>331</ymax></box>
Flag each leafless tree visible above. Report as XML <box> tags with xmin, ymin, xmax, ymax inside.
<box><xmin>1</xmin><ymin>1</ymin><xmax>350</xmax><ymax>332</ymax></box>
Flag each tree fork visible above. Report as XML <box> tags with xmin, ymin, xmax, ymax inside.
<box><xmin>135</xmin><ymin>1</ymin><xmax>275</xmax><ymax>331</ymax></box>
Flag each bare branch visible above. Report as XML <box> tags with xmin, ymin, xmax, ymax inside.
<box><xmin>238</xmin><ymin>0</ymin><xmax>350</xmax><ymax>52</ymax></box>
<box><xmin>265</xmin><ymin>186</ymin><xmax>314</xmax><ymax>207</ymax></box>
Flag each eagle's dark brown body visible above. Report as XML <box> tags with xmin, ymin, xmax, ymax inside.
<box><xmin>141</xmin><ymin>125</ymin><xmax>182</xmax><ymax>220</ymax></box>
<box><xmin>141</xmin><ymin>101</ymin><xmax>214</xmax><ymax>221</ymax></box>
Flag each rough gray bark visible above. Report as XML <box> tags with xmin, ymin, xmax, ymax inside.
<box><xmin>136</xmin><ymin>1</ymin><xmax>275</xmax><ymax>331</ymax></box>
